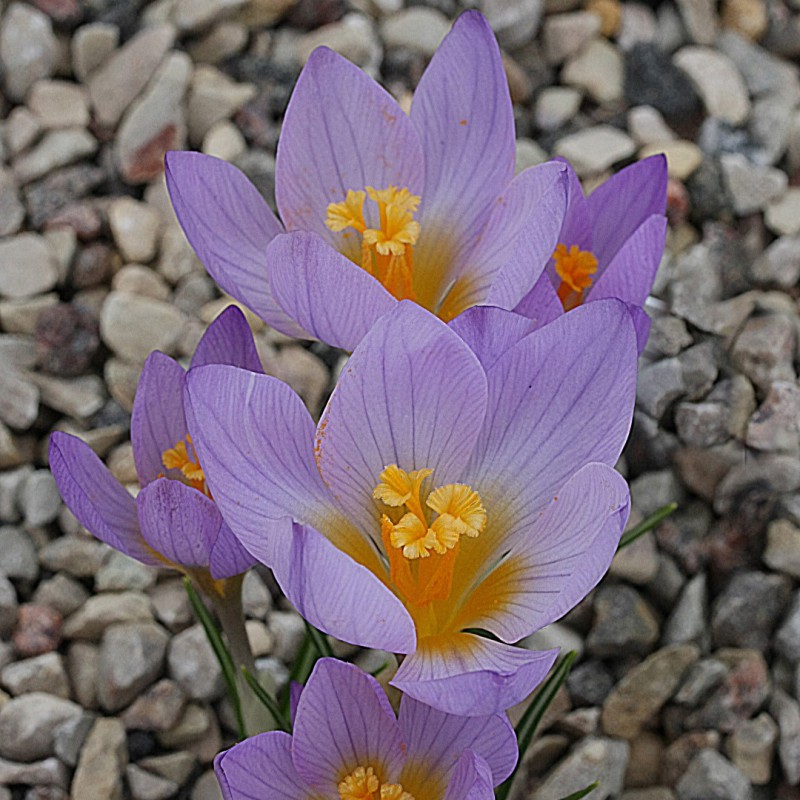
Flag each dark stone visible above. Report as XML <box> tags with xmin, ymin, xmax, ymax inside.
<box><xmin>35</xmin><ymin>304</ymin><xmax>100</xmax><ymax>377</ymax></box>
<box><xmin>28</xmin><ymin>0</ymin><xmax>83</xmax><ymax>28</ymax></box>
<box><xmin>624</xmin><ymin>44</ymin><xmax>702</xmax><ymax>124</ymax></box>
<box><xmin>586</xmin><ymin>584</ymin><xmax>661</xmax><ymax>658</ymax></box>
<box><xmin>685</xmin><ymin>159</ymin><xmax>735</xmax><ymax>223</ymax></box>
<box><xmin>71</xmin><ymin>243</ymin><xmax>115</xmax><ymax>290</ymax></box>
<box><xmin>567</xmin><ymin>659</ymin><xmax>616</xmax><ymax>707</ymax></box>
<box><xmin>126</xmin><ymin>729</ymin><xmax>157</xmax><ymax>761</ymax></box>
<box><xmin>285</xmin><ymin>0</ymin><xmax>346</xmax><ymax>29</ymax></box>
<box><xmin>22</xmin><ymin>164</ymin><xmax>105</xmax><ymax>229</ymax></box>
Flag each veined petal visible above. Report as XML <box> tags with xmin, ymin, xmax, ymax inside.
<box><xmin>131</xmin><ymin>351</ymin><xmax>187</xmax><ymax>487</ymax></box>
<box><xmin>587</xmin><ymin>214</ymin><xmax>667</xmax><ymax>308</ymax></box>
<box><xmin>511</xmin><ymin>272</ymin><xmax>564</xmax><ymax>328</ymax></box>
<box><xmin>392</xmin><ymin>633</ymin><xmax>558</xmax><ymax>716</ymax></box>
<box><xmin>215</xmin><ymin>732</ymin><xmax>308</xmax><ymax>800</ymax></box>
<box><xmin>315</xmin><ymin>302</ymin><xmax>487</xmax><ymax>538</ymax></box>
<box><xmin>270</xmin><ymin>523</ymin><xmax>416</xmax><ymax>654</ymax></box>
<box><xmin>448</xmin><ymin>306</ymin><xmax>538</xmax><ymax>372</ymax></box>
<box><xmin>49</xmin><ymin>432</ymin><xmax>160</xmax><ymax>567</ymax></box>
<box><xmin>587</xmin><ymin>154</ymin><xmax>668</xmax><ymax>267</ymax></box>
<box><xmin>164</xmin><ymin>151</ymin><xmax>309</xmax><ymax>338</ymax></box>
<box><xmin>456</xmin><ymin>464</ymin><xmax>630</xmax><ymax>643</ymax></box>
<box><xmin>292</xmin><ymin>659</ymin><xmax>406</xmax><ymax>793</ymax></box>
<box><xmin>276</xmin><ymin>46</ymin><xmax>424</xmax><ymax>259</ymax></box>
<box><xmin>267</xmin><ymin>231</ymin><xmax>397</xmax><ymax>352</ymax></box>
<box><xmin>184</xmin><ymin>365</ymin><xmax>333</xmax><ymax>566</ymax></box>
<box><xmin>208</xmin><ymin>521</ymin><xmax>257</xmax><ymax>580</ymax></box>
<box><xmin>554</xmin><ymin>159</ymin><xmax>594</xmax><ymax>255</ymax></box>
<box><xmin>190</xmin><ymin>305</ymin><xmax>262</xmax><ymax>372</ymax></box>
<box><xmin>411</xmin><ymin>12</ymin><xmax>515</xmax><ymax>309</ymax></box>
<box><xmin>446</xmin><ymin>162</ymin><xmax>566</xmax><ymax>315</ymax></box>
<box><xmin>399</xmin><ymin>696</ymin><xmax>517</xmax><ymax>786</ymax></box>
<box><xmin>136</xmin><ymin>478</ymin><xmax>221</xmax><ymax>569</ymax></box>
<box><xmin>443</xmin><ymin>751</ymin><xmax>495</xmax><ymax>800</ymax></box>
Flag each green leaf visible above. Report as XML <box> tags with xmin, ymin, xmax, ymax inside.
<box><xmin>618</xmin><ymin>501</ymin><xmax>677</xmax><ymax>550</ymax></box>
<box><xmin>557</xmin><ymin>782</ymin><xmax>599</xmax><ymax>800</ymax></box>
<box><xmin>241</xmin><ymin>666</ymin><xmax>292</xmax><ymax>733</ymax></box>
<box><xmin>281</xmin><ymin>632</ymin><xmax>316</xmax><ymax>716</ymax></box>
<box><xmin>305</xmin><ymin>620</ymin><xmax>334</xmax><ymax>659</ymax></box>
<box><xmin>494</xmin><ymin>651</ymin><xmax>578</xmax><ymax>800</ymax></box>
<box><xmin>184</xmin><ymin>577</ymin><xmax>246</xmax><ymax>740</ymax></box>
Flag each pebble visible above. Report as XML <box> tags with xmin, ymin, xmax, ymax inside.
<box><xmin>100</xmin><ymin>291</ymin><xmax>187</xmax><ymax>363</ymax></box>
<box><xmin>70</xmin><ymin>717</ymin><xmax>127</xmax><ymax>800</ymax></box>
<box><xmin>12</xmin><ymin>129</ymin><xmax>98</xmax><ymax>186</ymax></box>
<box><xmin>675</xmin><ymin>0</ymin><xmax>718</xmax><ymax>44</ymax></box>
<box><xmin>19</xmin><ymin>470</ymin><xmax>60</xmax><ymax>527</ymax></box>
<box><xmin>269</xmin><ymin>610</ymin><xmax>306</xmax><ymax>662</ymax></box>
<box><xmin>640</xmin><ymin>141</ymin><xmax>703</xmax><ymax>181</ymax></box>
<box><xmin>629</xmin><ymin>105</ymin><xmax>677</xmax><ymax>146</ymax></box>
<box><xmin>0</xmin><ymin>756</ymin><xmax>68</xmax><ymax>788</ymax></box>
<box><xmin>674</xmin><ymin>47</ymin><xmax>750</xmax><ymax>125</ymax></box>
<box><xmin>674</xmin><ymin>657</ymin><xmax>728</xmax><ymax>706</ymax></box>
<box><xmin>121</xmin><ymin>679</ymin><xmax>187</xmax><ymax>732</ymax></box>
<box><xmin>730</xmin><ymin>314</ymin><xmax>796</xmax><ymax>391</ymax></box>
<box><xmin>746</xmin><ymin>380</ymin><xmax>800</xmax><ymax>452</ymax></box>
<box><xmin>380</xmin><ymin>7</ymin><xmax>450</xmax><ymax>56</ymax></box>
<box><xmin>0</xmin><ymin>234</ymin><xmax>59</xmax><ymax>300</ymax></box>
<box><xmin>554</xmin><ymin>125</ymin><xmax>636</xmax><ymax>177</ymax></box>
<box><xmin>771</xmin><ymin>687</ymin><xmax>800</xmax><ymax>784</ymax></box>
<box><xmin>586</xmin><ymin>584</ymin><xmax>661</xmax><ymax>657</ymax></box>
<box><xmin>0</xmin><ymin>3</ymin><xmax>58</xmax><ymax>102</ymax></box>
<box><xmin>71</xmin><ymin>21</ymin><xmax>119</xmax><ymax>82</ymax></box>
<box><xmin>0</xmin><ymin>527</ymin><xmax>38</xmax><ymax>583</ymax></box>
<box><xmin>720</xmin><ymin>153</ymin><xmax>788</xmax><ymax>215</ymax></box>
<box><xmin>727</xmin><ymin>712</ymin><xmax>778</xmax><ymax>785</ymax></box>
<box><xmin>297</xmin><ymin>14</ymin><xmax>380</xmax><ymax>67</ymax></box>
<box><xmin>765</xmin><ymin>521</ymin><xmax>800</xmax><ymax>580</ymax></box>
<box><xmin>167</xmin><ymin>624</ymin><xmax>224</xmax><ymax>702</ymax></box>
<box><xmin>127</xmin><ymin>763</ymin><xmax>180</xmax><ymax>800</ymax></box>
<box><xmin>750</xmin><ymin>234</ymin><xmax>800</xmax><ymax>286</ymax></box>
<box><xmin>663</xmin><ymin>573</ymin><xmax>709</xmax><ymax>648</ymax></box>
<box><xmin>62</xmin><ymin>591</ymin><xmax>154</xmax><ymax>640</ymax></box>
<box><xmin>66</xmin><ymin>642</ymin><xmax>99</xmax><ymax>709</ymax></box>
<box><xmin>202</xmin><ymin>119</ymin><xmax>247</xmax><ymax>162</ymax></box>
<box><xmin>534</xmin><ymin>86</ymin><xmax>583</xmax><ymax>131</ymax></box>
<box><xmin>28</xmin><ymin>80</ymin><xmax>90</xmax><ymax>129</ymax></box>
<box><xmin>108</xmin><ymin>198</ymin><xmax>162</xmax><ymax>263</ymax></box>
<box><xmin>88</xmin><ymin>24</ymin><xmax>175</xmax><ymax>129</ymax></box>
<box><xmin>0</xmin><ymin>169</ymin><xmax>25</xmax><ymax>237</ymax></box>
<box><xmin>636</xmin><ymin>358</ymin><xmax>685</xmax><ymax>420</ymax></box>
<box><xmin>542</xmin><ymin>12</ymin><xmax>601</xmax><ymax>64</ymax></box>
<box><xmin>0</xmin><ymin>652</ymin><xmax>70</xmax><ymax>698</ymax></box>
<box><xmin>765</xmin><ymin>191</ymin><xmax>800</xmax><ymax>237</ymax></box>
<box><xmin>676</xmin><ymin>749</ymin><xmax>753</xmax><ymax>800</ymax></box>
<box><xmin>98</xmin><ymin>622</ymin><xmax>169</xmax><ymax>712</ymax></box>
<box><xmin>96</xmin><ymin>551</ymin><xmax>157</xmax><ymax>592</ymax></box>
<box><xmin>0</xmin><ymin>576</ymin><xmax>18</xmax><ymax>638</ymax></box>
<box><xmin>562</xmin><ymin>38</ymin><xmax>623</xmax><ymax>104</ymax></box>
<box><xmin>53</xmin><ymin>712</ymin><xmax>94</xmax><ymax>767</ymax></box>
<box><xmin>171</xmin><ymin>0</ymin><xmax>248</xmax><ymax>33</ymax></box>
<box><xmin>602</xmin><ymin>645</ymin><xmax>700</xmax><ymax>738</ymax></box>
<box><xmin>0</xmin><ymin>692</ymin><xmax>82</xmax><ymax>761</ymax></box>
<box><xmin>12</xmin><ymin>604</ymin><xmax>62</xmax><ymax>657</ymax></box>
<box><xmin>39</xmin><ymin>536</ymin><xmax>108</xmax><ymax>579</ymax></box>
<box><xmin>187</xmin><ymin>65</ymin><xmax>256</xmax><ymax>146</ymax></box>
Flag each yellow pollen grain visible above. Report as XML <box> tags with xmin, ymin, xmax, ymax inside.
<box><xmin>553</xmin><ymin>243</ymin><xmax>598</xmax><ymax>293</ymax></box>
<box><xmin>338</xmin><ymin>766</ymin><xmax>415</xmax><ymax>800</ymax></box>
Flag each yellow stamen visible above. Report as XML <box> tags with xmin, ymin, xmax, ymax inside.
<box><xmin>325</xmin><ymin>185</ymin><xmax>421</xmax><ymax>301</ymax></box>
<box><xmin>161</xmin><ymin>435</ymin><xmax>210</xmax><ymax>497</ymax></box>
<box><xmin>553</xmin><ymin>242</ymin><xmax>599</xmax><ymax>311</ymax></box>
<box><xmin>374</xmin><ymin>465</ymin><xmax>486</xmax><ymax>607</ymax></box>
<box><xmin>338</xmin><ymin>767</ymin><xmax>415</xmax><ymax>800</ymax></box>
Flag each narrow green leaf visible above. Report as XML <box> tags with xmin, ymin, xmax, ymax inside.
<box><xmin>369</xmin><ymin>660</ymin><xmax>390</xmax><ymax>678</ymax></box>
<box><xmin>557</xmin><ymin>782</ymin><xmax>599</xmax><ymax>800</ymax></box>
<box><xmin>495</xmin><ymin>651</ymin><xmax>578</xmax><ymax>800</ymax></box>
<box><xmin>281</xmin><ymin>633</ymin><xmax>315</xmax><ymax>716</ymax></box>
<box><xmin>305</xmin><ymin>620</ymin><xmax>334</xmax><ymax>659</ymax></box>
<box><xmin>241</xmin><ymin>666</ymin><xmax>292</xmax><ymax>733</ymax></box>
<box><xmin>618</xmin><ymin>501</ymin><xmax>677</xmax><ymax>550</ymax></box>
<box><xmin>184</xmin><ymin>577</ymin><xmax>246</xmax><ymax>740</ymax></box>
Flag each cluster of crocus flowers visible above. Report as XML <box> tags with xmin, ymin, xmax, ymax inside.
<box><xmin>216</xmin><ymin>658</ymin><xmax>517</xmax><ymax>800</ymax></box>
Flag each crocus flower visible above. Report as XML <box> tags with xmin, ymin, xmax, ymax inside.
<box><xmin>48</xmin><ymin>306</ymin><xmax>261</xmax><ymax>594</ymax></box>
<box><xmin>215</xmin><ymin>657</ymin><xmax>517</xmax><ymax>800</ymax></box>
<box><xmin>490</xmin><ymin>156</ymin><xmax>669</xmax><ymax>351</ymax></box>
<box><xmin>165</xmin><ymin>11</ymin><xmax>567</xmax><ymax>352</ymax></box>
<box><xmin>186</xmin><ymin>299</ymin><xmax>637</xmax><ymax>716</ymax></box>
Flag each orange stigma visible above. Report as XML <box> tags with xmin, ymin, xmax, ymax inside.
<box><xmin>161</xmin><ymin>435</ymin><xmax>210</xmax><ymax>497</ymax></box>
<box><xmin>553</xmin><ymin>243</ymin><xmax>598</xmax><ymax>311</ymax></box>
<box><xmin>326</xmin><ymin>186</ymin><xmax>421</xmax><ymax>301</ymax></box>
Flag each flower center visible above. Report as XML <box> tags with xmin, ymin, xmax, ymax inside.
<box><xmin>553</xmin><ymin>243</ymin><xmax>598</xmax><ymax>311</ymax></box>
<box><xmin>338</xmin><ymin>766</ymin><xmax>414</xmax><ymax>800</ymax></box>
<box><xmin>326</xmin><ymin>186</ymin><xmax>421</xmax><ymax>302</ymax></box>
<box><xmin>161</xmin><ymin>435</ymin><xmax>210</xmax><ymax>497</ymax></box>
<box><xmin>373</xmin><ymin>465</ymin><xmax>486</xmax><ymax>607</ymax></box>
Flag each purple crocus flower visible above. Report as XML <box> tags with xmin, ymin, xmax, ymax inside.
<box><xmin>491</xmin><ymin>156</ymin><xmax>669</xmax><ymax>351</ymax></box>
<box><xmin>185</xmin><ymin>299</ymin><xmax>637</xmax><ymax>716</ymax></box>
<box><xmin>49</xmin><ymin>306</ymin><xmax>260</xmax><ymax>592</ymax></box>
<box><xmin>164</xmin><ymin>11</ymin><xmax>568</xmax><ymax>352</ymax></box>
<box><xmin>215</xmin><ymin>657</ymin><xmax>517</xmax><ymax>800</ymax></box>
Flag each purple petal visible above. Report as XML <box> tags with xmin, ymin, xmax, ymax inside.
<box><xmin>511</xmin><ymin>272</ymin><xmax>564</xmax><ymax>327</ymax></box>
<box><xmin>468</xmin><ymin>299</ymin><xmax>637</xmax><ymax>516</ymax></box>
<box><xmin>267</xmin><ymin>231</ymin><xmax>397</xmax><ymax>351</ymax></box>
<box><xmin>443</xmin><ymin>751</ymin><xmax>495</xmax><ymax>800</ymax></box>
<box><xmin>399</xmin><ymin>697</ymin><xmax>517</xmax><ymax>785</ymax></box>
<box><xmin>49</xmin><ymin>432</ymin><xmax>160</xmax><ymax>566</ymax></box>
<box><xmin>190</xmin><ymin>305</ymin><xmax>262</xmax><ymax>372</ymax></box>
<box><xmin>587</xmin><ymin>214</ymin><xmax>667</xmax><ymax>308</ymax></box>
<box><xmin>136</xmin><ymin>478</ymin><xmax>221</xmax><ymax>569</ymax></box>
<box><xmin>276</xmin><ymin>47</ymin><xmax>424</xmax><ymax>258</ymax></box>
<box><xmin>270</xmin><ymin>523</ymin><xmax>416</xmax><ymax>655</ymax></box>
<box><xmin>289</xmin><ymin>681</ymin><xmax>303</xmax><ymax>727</ymax></box>
<box><xmin>184</xmin><ymin>365</ymin><xmax>331</xmax><ymax>567</ymax></box>
<box><xmin>411</xmin><ymin>12</ymin><xmax>515</xmax><ymax>305</ymax></box>
<box><xmin>131</xmin><ymin>351</ymin><xmax>187</xmax><ymax>487</ymax></box>
<box><xmin>554</xmin><ymin>159</ymin><xmax>593</xmax><ymax>254</ymax></box>
<box><xmin>315</xmin><ymin>301</ymin><xmax>487</xmax><ymax>538</ymax></box>
<box><xmin>164</xmin><ymin>151</ymin><xmax>308</xmax><ymax>338</ymax></box>
<box><xmin>292</xmin><ymin>658</ymin><xmax>406</xmax><ymax>793</ymax></box>
<box><xmin>629</xmin><ymin>304</ymin><xmax>652</xmax><ymax>353</ymax></box>
<box><xmin>587</xmin><ymin>154</ymin><xmax>668</xmax><ymax>267</ymax></box>
<box><xmin>215</xmin><ymin>732</ymin><xmax>307</xmax><ymax>800</ymax></box>
<box><xmin>461</xmin><ymin>162</ymin><xmax>566</xmax><ymax>313</ymax></box>
<box><xmin>461</xmin><ymin>464</ymin><xmax>630</xmax><ymax>643</ymax></box>
<box><xmin>208</xmin><ymin>521</ymin><xmax>257</xmax><ymax>579</ymax></box>
<box><xmin>392</xmin><ymin>633</ymin><xmax>558</xmax><ymax>716</ymax></box>
<box><xmin>448</xmin><ymin>306</ymin><xmax>538</xmax><ymax>372</ymax></box>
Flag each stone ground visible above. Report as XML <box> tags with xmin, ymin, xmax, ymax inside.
<box><xmin>1</xmin><ymin>0</ymin><xmax>800</xmax><ymax>797</ymax></box>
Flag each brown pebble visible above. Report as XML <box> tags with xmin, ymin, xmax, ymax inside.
<box><xmin>13</xmin><ymin>603</ymin><xmax>63</xmax><ymax>657</ymax></box>
<box><xmin>35</xmin><ymin>303</ymin><xmax>100</xmax><ymax>377</ymax></box>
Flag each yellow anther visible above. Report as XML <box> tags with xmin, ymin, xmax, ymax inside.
<box><xmin>373</xmin><ymin>466</ymin><xmax>431</xmax><ymax>508</ymax></box>
<box><xmin>326</xmin><ymin>190</ymin><xmax>367</xmax><ymax>233</ymax></box>
<box><xmin>381</xmin><ymin>785</ymin><xmax>414</xmax><ymax>800</ymax></box>
<box><xmin>366</xmin><ymin>186</ymin><xmax>420</xmax><ymax>215</ymax></box>
<box><xmin>389</xmin><ymin>513</ymin><xmax>438</xmax><ymax>560</ymax></box>
<box><xmin>161</xmin><ymin>435</ymin><xmax>209</xmax><ymax>497</ymax></box>
<box><xmin>427</xmin><ymin>483</ymin><xmax>487</xmax><ymax>540</ymax></box>
<box><xmin>338</xmin><ymin>767</ymin><xmax>380</xmax><ymax>800</ymax></box>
